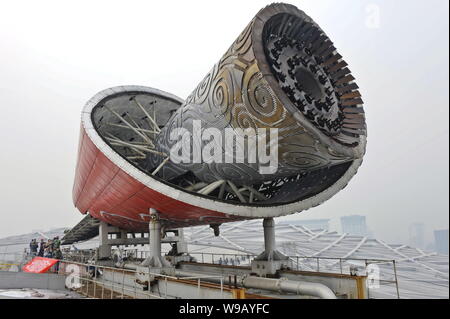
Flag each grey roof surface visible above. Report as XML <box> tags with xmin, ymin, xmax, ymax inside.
<box><xmin>1</xmin><ymin>220</ymin><xmax>448</xmax><ymax>299</ymax></box>
<box><xmin>184</xmin><ymin>220</ymin><xmax>449</xmax><ymax>299</ymax></box>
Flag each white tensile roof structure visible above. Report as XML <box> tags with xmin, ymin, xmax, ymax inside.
<box><xmin>184</xmin><ymin>220</ymin><xmax>449</xmax><ymax>299</ymax></box>
<box><xmin>1</xmin><ymin>221</ymin><xmax>448</xmax><ymax>299</ymax></box>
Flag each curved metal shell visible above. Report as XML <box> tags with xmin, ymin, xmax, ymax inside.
<box><xmin>73</xmin><ymin>87</ymin><xmax>364</xmax><ymax>231</ymax></box>
<box><xmin>72</xmin><ymin>3</ymin><xmax>367</xmax><ymax>231</ymax></box>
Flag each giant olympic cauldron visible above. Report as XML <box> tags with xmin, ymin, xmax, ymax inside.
<box><xmin>73</xmin><ymin>3</ymin><xmax>367</xmax><ymax>232</ymax></box>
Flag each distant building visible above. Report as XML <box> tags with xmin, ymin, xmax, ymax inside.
<box><xmin>409</xmin><ymin>223</ymin><xmax>425</xmax><ymax>249</ymax></box>
<box><xmin>279</xmin><ymin>219</ymin><xmax>330</xmax><ymax>231</ymax></box>
<box><xmin>434</xmin><ymin>229</ymin><xmax>449</xmax><ymax>255</ymax></box>
<box><xmin>340</xmin><ymin>215</ymin><xmax>368</xmax><ymax>236</ymax></box>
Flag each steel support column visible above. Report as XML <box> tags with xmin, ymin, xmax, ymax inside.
<box><xmin>141</xmin><ymin>208</ymin><xmax>172</xmax><ymax>269</ymax></box>
<box><xmin>251</xmin><ymin>218</ymin><xmax>292</xmax><ymax>276</ymax></box>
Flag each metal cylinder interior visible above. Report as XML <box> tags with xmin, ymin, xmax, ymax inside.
<box><xmin>89</xmin><ymin>3</ymin><xmax>366</xmax><ymax>210</ymax></box>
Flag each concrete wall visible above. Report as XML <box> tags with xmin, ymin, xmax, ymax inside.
<box><xmin>0</xmin><ymin>272</ymin><xmax>66</xmax><ymax>290</ymax></box>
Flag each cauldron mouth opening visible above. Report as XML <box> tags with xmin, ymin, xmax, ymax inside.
<box><xmin>295</xmin><ymin>67</ymin><xmax>324</xmax><ymax>101</ymax></box>
<box><xmin>90</xmin><ymin>90</ymin><xmax>354</xmax><ymax>208</ymax></box>
<box><xmin>262</xmin><ymin>12</ymin><xmax>366</xmax><ymax>147</ymax></box>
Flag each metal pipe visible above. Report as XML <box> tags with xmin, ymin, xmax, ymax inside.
<box><xmin>253</xmin><ymin>275</ymin><xmax>334</xmax><ymax>299</ymax></box>
<box><xmin>109</xmin><ymin>265</ymin><xmax>336</xmax><ymax>299</ymax></box>
<box><xmin>175</xmin><ymin>270</ymin><xmax>336</xmax><ymax>299</ymax></box>
<box><xmin>123</xmin><ymin>263</ymin><xmax>138</xmax><ymax>270</ymax></box>
<box><xmin>242</xmin><ymin>276</ymin><xmax>336</xmax><ymax>299</ymax></box>
<box><xmin>198</xmin><ymin>180</ymin><xmax>226</xmax><ymax>195</ymax></box>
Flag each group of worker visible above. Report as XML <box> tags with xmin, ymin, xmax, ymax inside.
<box><xmin>29</xmin><ymin>236</ymin><xmax>63</xmax><ymax>260</ymax></box>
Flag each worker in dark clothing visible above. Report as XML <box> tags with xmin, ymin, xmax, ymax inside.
<box><xmin>53</xmin><ymin>236</ymin><xmax>61</xmax><ymax>250</ymax></box>
<box><xmin>54</xmin><ymin>247</ymin><xmax>63</xmax><ymax>260</ymax></box>
<box><xmin>53</xmin><ymin>247</ymin><xmax>63</xmax><ymax>273</ymax></box>
<box><xmin>29</xmin><ymin>239</ymin><xmax>38</xmax><ymax>257</ymax></box>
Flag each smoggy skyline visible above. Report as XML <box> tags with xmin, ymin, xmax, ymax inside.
<box><xmin>0</xmin><ymin>0</ymin><xmax>448</xmax><ymax>246</ymax></box>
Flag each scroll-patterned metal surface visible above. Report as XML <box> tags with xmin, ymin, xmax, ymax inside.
<box><xmin>150</xmin><ymin>3</ymin><xmax>366</xmax><ymax>188</ymax></box>
<box><xmin>74</xmin><ymin>3</ymin><xmax>367</xmax><ymax>231</ymax></box>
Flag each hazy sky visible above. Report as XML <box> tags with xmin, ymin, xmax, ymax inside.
<box><xmin>0</xmin><ymin>0</ymin><xmax>448</xmax><ymax>245</ymax></box>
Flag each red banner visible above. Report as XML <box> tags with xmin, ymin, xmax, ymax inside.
<box><xmin>22</xmin><ymin>257</ymin><xmax>59</xmax><ymax>273</ymax></box>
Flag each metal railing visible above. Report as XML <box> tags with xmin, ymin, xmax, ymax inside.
<box><xmin>61</xmin><ymin>249</ymin><xmax>96</xmax><ymax>263</ymax></box>
<box><xmin>3</xmin><ymin>248</ymin><xmax>400</xmax><ymax>298</ymax></box>
<box><xmin>186</xmin><ymin>252</ymin><xmax>400</xmax><ymax>299</ymax></box>
<box><xmin>121</xmin><ymin>251</ymin><xmax>400</xmax><ymax>298</ymax></box>
<box><xmin>56</xmin><ymin>260</ymin><xmax>226</xmax><ymax>299</ymax></box>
